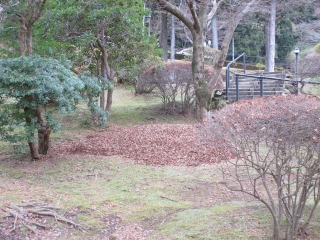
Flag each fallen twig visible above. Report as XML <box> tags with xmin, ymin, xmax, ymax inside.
<box><xmin>159</xmin><ymin>196</ymin><xmax>178</xmax><ymax>202</ymax></box>
<box><xmin>16</xmin><ymin>202</ymin><xmax>42</xmax><ymax>208</ymax></box>
<box><xmin>2</xmin><ymin>202</ymin><xmax>86</xmax><ymax>233</ymax></box>
<box><xmin>4</xmin><ymin>208</ymin><xmax>47</xmax><ymax>229</ymax></box>
<box><xmin>29</xmin><ymin>209</ymin><xmax>85</xmax><ymax>232</ymax></box>
<box><xmin>18</xmin><ymin>202</ymin><xmax>61</xmax><ymax>209</ymax></box>
<box><xmin>11</xmin><ymin>212</ymin><xmax>18</xmax><ymax>232</ymax></box>
<box><xmin>21</xmin><ymin>221</ymin><xmax>36</xmax><ymax>233</ymax></box>
<box><xmin>9</xmin><ymin>204</ymin><xmax>23</xmax><ymax>213</ymax></box>
<box><xmin>86</xmin><ymin>174</ymin><xmax>96</xmax><ymax>177</ymax></box>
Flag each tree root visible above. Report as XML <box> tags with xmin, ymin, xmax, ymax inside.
<box><xmin>1</xmin><ymin>202</ymin><xmax>86</xmax><ymax>233</ymax></box>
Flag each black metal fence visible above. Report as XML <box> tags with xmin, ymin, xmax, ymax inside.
<box><xmin>225</xmin><ymin>53</ymin><xmax>320</xmax><ymax>102</ymax></box>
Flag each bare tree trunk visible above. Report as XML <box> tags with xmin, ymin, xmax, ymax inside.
<box><xmin>100</xmin><ymin>90</ymin><xmax>105</xmax><ymax>110</ymax></box>
<box><xmin>212</xmin><ymin>17</ymin><xmax>218</xmax><ymax>49</ymax></box>
<box><xmin>96</xmin><ymin>28</ymin><xmax>114</xmax><ymax>113</ymax></box>
<box><xmin>19</xmin><ymin>17</ymin><xmax>27</xmax><ymax>56</ymax></box>
<box><xmin>160</xmin><ymin>12</ymin><xmax>168</xmax><ymax>61</ymax></box>
<box><xmin>23</xmin><ymin>101</ymin><xmax>40</xmax><ymax>159</ymax></box>
<box><xmin>38</xmin><ymin>128</ymin><xmax>51</xmax><ymax>154</ymax></box>
<box><xmin>192</xmin><ymin>30</ymin><xmax>207</xmax><ymax>121</ymax></box>
<box><xmin>105</xmin><ymin>81</ymin><xmax>113</xmax><ymax>112</ymax></box>
<box><xmin>26</xmin><ymin>26</ymin><xmax>33</xmax><ymax>56</ymax></box>
<box><xmin>207</xmin><ymin>7</ymin><xmax>237</xmax><ymax>94</ymax></box>
<box><xmin>17</xmin><ymin>0</ymin><xmax>46</xmax><ymax>56</ymax></box>
<box><xmin>16</xmin><ymin>0</ymin><xmax>48</xmax><ymax>159</ymax></box>
<box><xmin>28</xmin><ymin>142</ymin><xmax>39</xmax><ymax>159</ymax></box>
<box><xmin>266</xmin><ymin>0</ymin><xmax>276</xmax><ymax>72</ymax></box>
<box><xmin>156</xmin><ymin>0</ymin><xmax>258</xmax><ymax>121</ymax></box>
<box><xmin>170</xmin><ymin>14</ymin><xmax>175</xmax><ymax>61</ymax></box>
<box><xmin>100</xmin><ymin>66</ymin><xmax>106</xmax><ymax>110</ymax></box>
<box><xmin>99</xmin><ymin>29</ymin><xmax>106</xmax><ymax>110</ymax></box>
<box><xmin>272</xmin><ymin>216</ymin><xmax>281</xmax><ymax>240</ymax></box>
<box><xmin>36</xmin><ymin>107</ymin><xmax>51</xmax><ymax>155</ymax></box>
<box><xmin>265</xmin><ymin>21</ymin><xmax>270</xmax><ymax>71</ymax></box>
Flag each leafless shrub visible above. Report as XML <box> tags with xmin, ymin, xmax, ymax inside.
<box><xmin>298</xmin><ymin>54</ymin><xmax>320</xmax><ymax>80</ymax></box>
<box><xmin>296</xmin><ymin>20</ymin><xmax>320</xmax><ymax>45</ymax></box>
<box><xmin>202</xmin><ymin>95</ymin><xmax>320</xmax><ymax>240</ymax></box>
<box><xmin>138</xmin><ymin>61</ymin><xmax>224</xmax><ymax>114</ymax></box>
<box><xmin>290</xmin><ymin>53</ymin><xmax>320</xmax><ymax>93</ymax></box>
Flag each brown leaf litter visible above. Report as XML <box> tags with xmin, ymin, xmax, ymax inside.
<box><xmin>52</xmin><ymin>124</ymin><xmax>230</xmax><ymax>166</ymax></box>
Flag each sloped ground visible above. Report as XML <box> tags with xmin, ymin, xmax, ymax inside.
<box><xmin>53</xmin><ymin>123</ymin><xmax>231</xmax><ymax>166</ymax></box>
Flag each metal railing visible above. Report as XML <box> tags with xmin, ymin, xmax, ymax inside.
<box><xmin>229</xmin><ymin>73</ymin><xmax>320</xmax><ymax>101</ymax></box>
<box><xmin>225</xmin><ymin>53</ymin><xmax>320</xmax><ymax>101</ymax></box>
<box><xmin>225</xmin><ymin>53</ymin><xmax>246</xmax><ymax>98</ymax></box>
<box><xmin>233</xmin><ymin>73</ymin><xmax>286</xmax><ymax>101</ymax></box>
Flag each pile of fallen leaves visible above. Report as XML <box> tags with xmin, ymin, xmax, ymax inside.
<box><xmin>52</xmin><ymin>124</ymin><xmax>230</xmax><ymax>166</ymax></box>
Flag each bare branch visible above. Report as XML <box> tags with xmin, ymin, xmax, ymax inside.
<box><xmin>203</xmin><ymin>95</ymin><xmax>320</xmax><ymax>239</ymax></box>
<box><xmin>157</xmin><ymin>0</ymin><xmax>195</xmax><ymax>34</ymax></box>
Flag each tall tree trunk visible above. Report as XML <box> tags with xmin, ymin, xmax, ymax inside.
<box><xmin>100</xmin><ymin>67</ymin><xmax>106</xmax><ymax>110</ymax></box>
<box><xmin>105</xmin><ymin>81</ymin><xmax>113</xmax><ymax>112</ymax></box>
<box><xmin>212</xmin><ymin>17</ymin><xmax>218</xmax><ymax>49</ymax></box>
<box><xmin>97</xmin><ymin>28</ymin><xmax>114</xmax><ymax>113</ymax></box>
<box><xmin>36</xmin><ymin>106</ymin><xmax>51</xmax><ymax>155</ymax></box>
<box><xmin>23</xmin><ymin>100</ymin><xmax>40</xmax><ymax>159</ymax></box>
<box><xmin>170</xmin><ymin>14</ymin><xmax>175</xmax><ymax>61</ymax></box>
<box><xmin>17</xmin><ymin>0</ymin><xmax>48</xmax><ymax>159</ymax></box>
<box><xmin>160</xmin><ymin>12</ymin><xmax>168</xmax><ymax>61</ymax></box>
<box><xmin>207</xmin><ymin>7</ymin><xmax>237</xmax><ymax>94</ymax></box>
<box><xmin>26</xmin><ymin>26</ymin><xmax>33</xmax><ymax>56</ymax></box>
<box><xmin>156</xmin><ymin>0</ymin><xmax>259</xmax><ymax>121</ymax></box>
<box><xmin>265</xmin><ymin>21</ymin><xmax>270</xmax><ymax>71</ymax></box>
<box><xmin>19</xmin><ymin>18</ymin><xmax>27</xmax><ymax>56</ymax></box>
<box><xmin>192</xmin><ymin>1</ymin><xmax>209</xmax><ymax>121</ymax></box>
<box><xmin>266</xmin><ymin>0</ymin><xmax>276</xmax><ymax>72</ymax></box>
<box><xmin>192</xmin><ymin>32</ymin><xmax>207</xmax><ymax>121</ymax></box>
<box><xmin>99</xmin><ymin>29</ymin><xmax>106</xmax><ymax>110</ymax></box>
<box><xmin>28</xmin><ymin>142</ymin><xmax>39</xmax><ymax>159</ymax></box>
<box><xmin>100</xmin><ymin>90</ymin><xmax>105</xmax><ymax>110</ymax></box>
<box><xmin>272</xmin><ymin>216</ymin><xmax>281</xmax><ymax>240</ymax></box>
<box><xmin>37</xmin><ymin>128</ymin><xmax>51</xmax><ymax>154</ymax></box>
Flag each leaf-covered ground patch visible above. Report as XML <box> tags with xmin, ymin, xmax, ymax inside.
<box><xmin>52</xmin><ymin>123</ymin><xmax>231</xmax><ymax>166</ymax></box>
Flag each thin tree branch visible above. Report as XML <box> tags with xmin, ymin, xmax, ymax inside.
<box><xmin>157</xmin><ymin>0</ymin><xmax>195</xmax><ymax>34</ymax></box>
